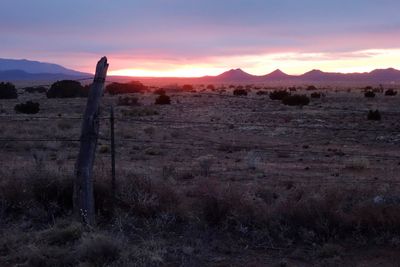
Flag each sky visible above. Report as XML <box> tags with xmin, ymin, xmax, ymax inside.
<box><xmin>1</xmin><ymin>0</ymin><xmax>400</xmax><ymax>77</ymax></box>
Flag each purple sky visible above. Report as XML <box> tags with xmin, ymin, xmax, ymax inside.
<box><xmin>1</xmin><ymin>0</ymin><xmax>400</xmax><ymax>76</ymax></box>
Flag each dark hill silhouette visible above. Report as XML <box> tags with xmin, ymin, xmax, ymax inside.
<box><xmin>0</xmin><ymin>58</ymin><xmax>90</xmax><ymax>76</ymax></box>
<box><xmin>198</xmin><ymin>68</ymin><xmax>400</xmax><ymax>83</ymax></box>
<box><xmin>0</xmin><ymin>70</ymin><xmax>91</xmax><ymax>81</ymax></box>
<box><xmin>206</xmin><ymin>68</ymin><xmax>256</xmax><ymax>82</ymax></box>
<box><xmin>262</xmin><ymin>69</ymin><xmax>294</xmax><ymax>80</ymax></box>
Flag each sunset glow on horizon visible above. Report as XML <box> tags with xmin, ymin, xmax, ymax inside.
<box><xmin>1</xmin><ymin>0</ymin><xmax>400</xmax><ymax>77</ymax></box>
<box><xmin>107</xmin><ymin>49</ymin><xmax>400</xmax><ymax>77</ymax></box>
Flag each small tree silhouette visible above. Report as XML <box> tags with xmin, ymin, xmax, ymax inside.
<box><xmin>0</xmin><ymin>82</ymin><xmax>18</xmax><ymax>99</ymax></box>
<box><xmin>47</xmin><ymin>80</ymin><xmax>85</xmax><ymax>98</ymax></box>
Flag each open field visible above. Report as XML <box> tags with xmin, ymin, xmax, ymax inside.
<box><xmin>1</xmin><ymin>84</ymin><xmax>400</xmax><ymax>266</ymax></box>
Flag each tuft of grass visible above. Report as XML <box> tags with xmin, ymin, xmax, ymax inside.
<box><xmin>41</xmin><ymin>222</ymin><xmax>83</xmax><ymax>245</ymax></box>
<box><xmin>368</xmin><ymin>110</ymin><xmax>381</xmax><ymax>121</ymax></box>
<box><xmin>282</xmin><ymin>94</ymin><xmax>310</xmax><ymax>106</ymax></box>
<box><xmin>79</xmin><ymin>233</ymin><xmax>121</xmax><ymax>266</ymax></box>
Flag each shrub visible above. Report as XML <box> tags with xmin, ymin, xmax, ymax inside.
<box><xmin>47</xmin><ymin>80</ymin><xmax>85</xmax><ymax>98</ymax></box>
<box><xmin>0</xmin><ymin>82</ymin><xmax>18</xmax><ymax>99</ymax></box>
<box><xmin>306</xmin><ymin>85</ymin><xmax>318</xmax><ymax>91</ymax></box>
<box><xmin>14</xmin><ymin>101</ymin><xmax>40</xmax><ymax>114</ymax></box>
<box><xmin>153</xmin><ymin>88</ymin><xmax>166</xmax><ymax>95</ymax></box>
<box><xmin>256</xmin><ymin>90</ymin><xmax>268</xmax><ymax>95</ymax></box>
<box><xmin>282</xmin><ymin>94</ymin><xmax>310</xmax><ymax>106</ymax></box>
<box><xmin>233</xmin><ymin>89</ymin><xmax>248</xmax><ymax>96</ymax></box>
<box><xmin>81</xmin><ymin>84</ymin><xmax>91</xmax><ymax>97</ymax></box>
<box><xmin>364</xmin><ymin>91</ymin><xmax>375</xmax><ymax>98</ymax></box>
<box><xmin>269</xmin><ymin>90</ymin><xmax>290</xmax><ymax>100</ymax></box>
<box><xmin>182</xmin><ymin>84</ymin><xmax>194</xmax><ymax>91</ymax></box>
<box><xmin>79</xmin><ymin>234</ymin><xmax>120</xmax><ymax>266</ymax></box>
<box><xmin>385</xmin><ymin>89</ymin><xmax>397</xmax><ymax>96</ymax></box>
<box><xmin>105</xmin><ymin>81</ymin><xmax>146</xmax><ymax>95</ymax></box>
<box><xmin>42</xmin><ymin>222</ymin><xmax>83</xmax><ymax>245</ymax></box>
<box><xmin>311</xmin><ymin>92</ymin><xmax>321</xmax><ymax>98</ymax></box>
<box><xmin>368</xmin><ymin>110</ymin><xmax>381</xmax><ymax>121</ymax></box>
<box><xmin>117</xmin><ymin>96</ymin><xmax>140</xmax><ymax>106</ymax></box>
<box><xmin>119</xmin><ymin>175</ymin><xmax>180</xmax><ymax>217</ymax></box>
<box><xmin>206</xmin><ymin>84</ymin><xmax>215</xmax><ymax>90</ymax></box>
<box><xmin>288</xmin><ymin>87</ymin><xmax>297</xmax><ymax>92</ymax></box>
<box><xmin>24</xmin><ymin>86</ymin><xmax>47</xmax><ymax>93</ymax></box>
<box><xmin>155</xmin><ymin>94</ymin><xmax>171</xmax><ymax>105</ymax></box>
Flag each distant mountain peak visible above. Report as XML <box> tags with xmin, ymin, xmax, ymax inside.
<box><xmin>271</xmin><ymin>69</ymin><xmax>285</xmax><ymax>74</ymax></box>
<box><xmin>0</xmin><ymin>58</ymin><xmax>90</xmax><ymax>76</ymax></box>
<box><xmin>264</xmin><ymin>69</ymin><xmax>291</xmax><ymax>79</ymax></box>
<box><xmin>216</xmin><ymin>68</ymin><xmax>254</xmax><ymax>81</ymax></box>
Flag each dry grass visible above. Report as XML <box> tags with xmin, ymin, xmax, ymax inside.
<box><xmin>2</xmin><ymin>86</ymin><xmax>400</xmax><ymax>265</ymax></box>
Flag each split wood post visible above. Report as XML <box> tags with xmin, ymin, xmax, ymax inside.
<box><xmin>74</xmin><ymin>57</ymin><xmax>109</xmax><ymax>225</ymax></box>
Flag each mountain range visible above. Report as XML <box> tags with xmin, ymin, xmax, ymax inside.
<box><xmin>1</xmin><ymin>58</ymin><xmax>400</xmax><ymax>84</ymax></box>
<box><xmin>0</xmin><ymin>58</ymin><xmax>91</xmax><ymax>81</ymax></box>
<box><xmin>203</xmin><ymin>68</ymin><xmax>400</xmax><ymax>83</ymax></box>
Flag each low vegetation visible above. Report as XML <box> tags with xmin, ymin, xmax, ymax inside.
<box><xmin>364</xmin><ymin>91</ymin><xmax>376</xmax><ymax>98</ymax></box>
<box><xmin>117</xmin><ymin>96</ymin><xmax>140</xmax><ymax>106</ymax></box>
<box><xmin>24</xmin><ymin>86</ymin><xmax>47</xmax><ymax>93</ymax></box>
<box><xmin>155</xmin><ymin>94</ymin><xmax>171</xmax><ymax>105</ymax></box>
<box><xmin>233</xmin><ymin>88</ymin><xmax>248</xmax><ymax>96</ymax></box>
<box><xmin>106</xmin><ymin>81</ymin><xmax>147</xmax><ymax>95</ymax></box>
<box><xmin>0</xmin><ymin>82</ymin><xmax>18</xmax><ymax>99</ymax></box>
<box><xmin>368</xmin><ymin>109</ymin><xmax>381</xmax><ymax>121</ymax></box>
<box><xmin>14</xmin><ymin>101</ymin><xmax>40</xmax><ymax>114</ymax></box>
<box><xmin>269</xmin><ymin>90</ymin><xmax>290</xmax><ymax>100</ymax></box>
<box><xmin>153</xmin><ymin>88</ymin><xmax>166</xmax><ymax>95</ymax></box>
<box><xmin>282</xmin><ymin>94</ymin><xmax>310</xmax><ymax>106</ymax></box>
<box><xmin>385</xmin><ymin>89</ymin><xmax>397</xmax><ymax>96</ymax></box>
<box><xmin>182</xmin><ymin>84</ymin><xmax>194</xmax><ymax>91</ymax></box>
<box><xmin>310</xmin><ymin>92</ymin><xmax>322</xmax><ymax>98</ymax></box>
<box><xmin>1</xmin><ymin>166</ymin><xmax>400</xmax><ymax>266</ymax></box>
<box><xmin>46</xmin><ymin>80</ymin><xmax>86</xmax><ymax>98</ymax></box>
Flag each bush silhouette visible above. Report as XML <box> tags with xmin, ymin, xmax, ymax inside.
<box><xmin>153</xmin><ymin>88</ymin><xmax>166</xmax><ymax>95</ymax></box>
<box><xmin>269</xmin><ymin>90</ymin><xmax>290</xmax><ymax>100</ymax></box>
<box><xmin>233</xmin><ymin>89</ymin><xmax>248</xmax><ymax>96</ymax></box>
<box><xmin>14</xmin><ymin>101</ymin><xmax>40</xmax><ymax>114</ymax></box>
<box><xmin>182</xmin><ymin>84</ymin><xmax>194</xmax><ymax>91</ymax></box>
<box><xmin>256</xmin><ymin>90</ymin><xmax>268</xmax><ymax>95</ymax></box>
<box><xmin>282</xmin><ymin>94</ymin><xmax>310</xmax><ymax>106</ymax></box>
<box><xmin>310</xmin><ymin>92</ymin><xmax>321</xmax><ymax>98</ymax></box>
<box><xmin>385</xmin><ymin>89</ymin><xmax>397</xmax><ymax>96</ymax></box>
<box><xmin>364</xmin><ymin>91</ymin><xmax>376</xmax><ymax>98</ymax></box>
<box><xmin>117</xmin><ymin>96</ymin><xmax>140</xmax><ymax>106</ymax></box>
<box><xmin>106</xmin><ymin>81</ymin><xmax>146</xmax><ymax>95</ymax></box>
<box><xmin>368</xmin><ymin>110</ymin><xmax>381</xmax><ymax>121</ymax></box>
<box><xmin>155</xmin><ymin>94</ymin><xmax>171</xmax><ymax>105</ymax></box>
<box><xmin>0</xmin><ymin>82</ymin><xmax>18</xmax><ymax>99</ymax></box>
<box><xmin>206</xmin><ymin>84</ymin><xmax>215</xmax><ymax>90</ymax></box>
<box><xmin>306</xmin><ymin>85</ymin><xmax>317</xmax><ymax>91</ymax></box>
<box><xmin>47</xmin><ymin>80</ymin><xmax>85</xmax><ymax>98</ymax></box>
<box><xmin>24</xmin><ymin>86</ymin><xmax>47</xmax><ymax>94</ymax></box>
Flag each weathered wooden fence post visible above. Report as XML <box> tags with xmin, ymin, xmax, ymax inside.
<box><xmin>74</xmin><ymin>57</ymin><xmax>108</xmax><ymax>225</ymax></box>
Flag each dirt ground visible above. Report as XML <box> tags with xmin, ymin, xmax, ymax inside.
<box><xmin>1</xmin><ymin>85</ymin><xmax>400</xmax><ymax>266</ymax></box>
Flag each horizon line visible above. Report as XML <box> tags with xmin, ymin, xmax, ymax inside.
<box><xmin>107</xmin><ymin>67</ymin><xmax>399</xmax><ymax>79</ymax></box>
